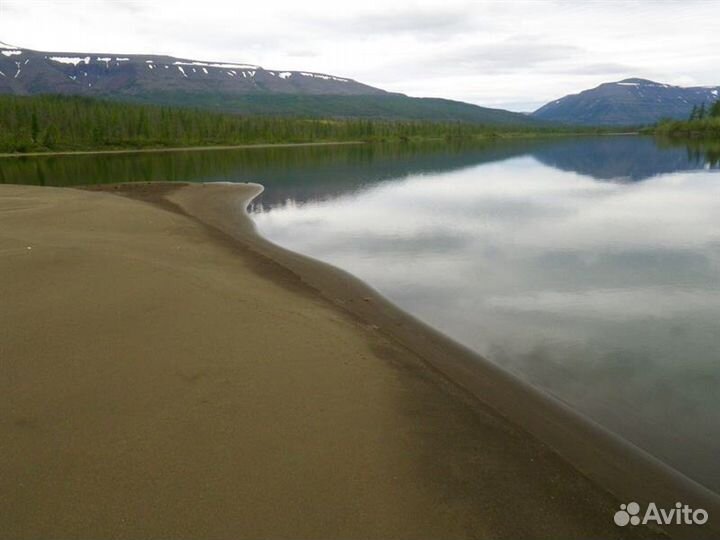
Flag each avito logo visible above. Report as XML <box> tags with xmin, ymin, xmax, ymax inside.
<box><xmin>614</xmin><ymin>501</ymin><xmax>708</xmax><ymax>527</ymax></box>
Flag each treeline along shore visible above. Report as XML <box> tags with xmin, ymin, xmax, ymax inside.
<box><xmin>652</xmin><ymin>100</ymin><xmax>720</xmax><ymax>139</ymax></box>
<box><xmin>0</xmin><ymin>94</ymin><xmax>612</xmax><ymax>154</ymax></box>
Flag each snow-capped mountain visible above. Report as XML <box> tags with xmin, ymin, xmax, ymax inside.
<box><xmin>0</xmin><ymin>41</ymin><xmax>385</xmax><ymax>97</ymax></box>
<box><xmin>0</xmin><ymin>41</ymin><xmax>539</xmax><ymax>125</ymax></box>
<box><xmin>533</xmin><ymin>78</ymin><xmax>720</xmax><ymax>126</ymax></box>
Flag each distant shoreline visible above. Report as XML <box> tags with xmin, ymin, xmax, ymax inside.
<box><xmin>0</xmin><ymin>132</ymin><xmax>641</xmax><ymax>159</ymax></box>
<box><xmin>0</xmin><ymin>140</ymin><xmax>366</xmax><ymax>159</ymax></box>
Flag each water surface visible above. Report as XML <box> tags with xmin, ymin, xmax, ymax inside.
<box><xmin>248</xmin><ymin>137</ymin><xmax>720</xmax><ymax>495</ymax></box>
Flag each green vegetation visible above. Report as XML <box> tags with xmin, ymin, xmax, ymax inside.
<box><xmin>120</xmin><ymin>92</ymin><xmax>541</xmax><ymax>125</ymax></box>
<box><xmin>652</xmin><ymin>100</ymin><xmax>720</xmax><ymax>139</ymax></box>
<box><xmin>0</xmin><ymin>94</ymin><xmax>612</xmax><ymax>154</ymax></box>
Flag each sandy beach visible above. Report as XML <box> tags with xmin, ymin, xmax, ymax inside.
<box><xmin>0</xmin><ymin>182</ymin><xmax>700</xmax><ymax>539</ymax></box>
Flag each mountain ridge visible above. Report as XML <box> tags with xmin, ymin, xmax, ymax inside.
<box><xmin>533</xmin><ymin>78</ymin><xmax>720</xmax><ymax>126</ymax></box>
<box><xmin>0</xmin><ymin>41</ymin><xmax>538</xmax><ymax>125</ymax></box>
<box><xmin>0</xmin><ymin>43</ymin><xmax>387</xmax><ymax>97</ymax></box>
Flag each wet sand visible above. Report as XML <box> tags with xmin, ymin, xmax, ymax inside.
<box><xmin>0</xmin><ymin>182</ymin><xmax>704</xmax><ymax>539</ymax></box>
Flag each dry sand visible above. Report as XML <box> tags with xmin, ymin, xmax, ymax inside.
<box><xmin>0</xmin><ymin>182</ymin><xmax>678</xmax><ymax>539</ymax></box>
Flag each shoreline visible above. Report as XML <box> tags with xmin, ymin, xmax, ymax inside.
<box><xmin>0</xmin><ymin>140</ymin><xmax>366</xmax><ymax>159</ymax></box>
<box><xmin>0</xmin><ymin>132</ymin><xmax>641</xmax><ymax>160</ymax></box>
<box><xmin>1</xmin><ymin>181</ymin><xmax>715</xmax><ymax>538</ymax></box>
<box><xmin>158</xmin><ymin>181</ymin><xmax>719</xmax><ymax>539</ymax></box>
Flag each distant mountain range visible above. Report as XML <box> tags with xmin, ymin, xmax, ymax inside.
<box><xmin>533</xmin><ymin>78</ymin><xmax>720</xmax><ymax>126</ymax></box>
<box><xmin>0</xmin><ymin>41</ymin><xmax>536</xmax><ymax>125</ymax></box>
<box><xmin>4</xmin><ymin>41</ymin><xmax>717</xmax><ymax>128</ymax></box>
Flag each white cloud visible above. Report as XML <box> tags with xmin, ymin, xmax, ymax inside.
<box><xmin>0</xmin><ymin>0</ymin><xmax>718</xmax><ymax>110</ymax></box>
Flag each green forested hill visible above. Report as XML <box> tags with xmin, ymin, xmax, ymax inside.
<box><xmin>118</xmin><ymin>92</ymin><xmax>542</xmax><ymax>125</ymax></box>
<box><xmin>0</xmin><ymin>95</ymin><xmax>596</xmax><ymax>154</ymax></box>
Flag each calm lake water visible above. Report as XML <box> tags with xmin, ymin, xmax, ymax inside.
<box><xmin>3</xmin><ymin>136</ymin><xmax>719</xmax><ymax>495</ymax></box>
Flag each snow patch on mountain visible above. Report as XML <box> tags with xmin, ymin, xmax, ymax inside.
<box><xmin>49</xmin><ymin>56</ymin><xmax>91</xmax><ymax>66</ymax></box>
<box><xmin>173</xmin><ymin>60</ymin><xmax>259</xmax><ymax>70</ymax></box>
<box><xmin>300</xmin><ymin>71</ymin><xmax>349</xmax><ymax>82</ymax></box>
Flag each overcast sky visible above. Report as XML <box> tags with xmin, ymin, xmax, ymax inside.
<box><xmin>1</xmin><ymin>0</ymin><xmax>718</xmax><ymax>111</ymax></box>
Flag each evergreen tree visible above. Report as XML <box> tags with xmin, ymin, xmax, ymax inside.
<box><xmin>710</xmin><ymin>100</ymin><xmax>720</xmax><ymax>119</ymax></box>
<box><xmin>698</xmin><ymin>103</ymin><xmax>706</xmax><ymax>120</ymax></box>
<box><xmin>42</xmin><ymin>125</ymin><xmax>59</xmax><ymax>148</ymax></box>
<box><xmin>31</xmin><ymin>112</ymin><xmax>39</xmax><ymax>143</ymax></box>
